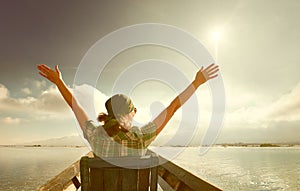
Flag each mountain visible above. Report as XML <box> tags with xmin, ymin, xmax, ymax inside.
<box><xmin>23</xmin><ymin>135</ymin><xmax>87</xmax><ymax>147</ymax></box>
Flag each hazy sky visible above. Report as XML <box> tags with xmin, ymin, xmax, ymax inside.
<box><xmin>0</xmin><ymin>0</ymin><xmax>300</xmax><ymax>145</ymax></box>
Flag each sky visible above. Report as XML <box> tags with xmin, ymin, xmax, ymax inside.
<box><xmin>0</xmin><ymin>0</ymin><xmax>300</xmax><ymax>145</ymax></box>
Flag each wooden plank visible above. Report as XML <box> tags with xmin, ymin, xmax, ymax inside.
<box><xmin>159</xmin><ymin>166</ymin><xmax>184</xmax><ymax>190</ymax></box>
<box><xmin>38</xmin><ymin>152</ymin><xmax>90</xmax><ymax>191</ymax></box>
<box><xmin>80</xmin><ymin>156</ymin><xmax>90</xmax><ymax>191</ymax></box>
<box><xmin>158</xmin><ymin>176</ymin><xmax>176</xmax><ymax>191</ymax></box>
<box><xmin>103</xmin><ymin>168</ymin><xmax>120</xmax><ymax>190</ymax></box>
<box><xmin>122</xmin><ymin>169</ymin><xmax>138</xmax><ymax>190</ymax></box>
<box><xmin>88</xmin><ymin>157</ymin><xmax>155</xmax><ymax>169</ymax></box>
<box><xmin>71</xmin><ymin>176</ymin><xmax>80</xmax><ymax>189</ymax></box>
<box><xmin>38</xmin><ymin>160</ymin><xmax>80</xmax><ymax>191</ymax></box>
<box><xmin>84</xmin><ymin>154</ymin><xmax>159</xmax><ymax>191</ymax></box>
<box><xmin>150</xmin><ymin>166</ymin><xmax>158</xmax><ymax>191</ymax></box>
<box><xmin>158</xmin><ymin>156</ymin><xmax>222</xmax><ymax>191</ymax></box>
<box><xmin>90</xmin><ymin>168</ymin><xmax>103</xmax><ymax>191</ymax></box>
<box><xmin>138</xmin><ymin>168</ymin><xmax>150</xmax><ymax>191</ymax></box>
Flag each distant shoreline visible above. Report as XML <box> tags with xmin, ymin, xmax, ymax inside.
<box><xmin>0</xmin><ymin>145</ymin><xmax>87</xmax><ymax>148</ymax></box>
<box><xmin>214</xmin><ymin>143</ymin><xmax>300</xmax><ymax>147</ymax></box>
<box><xmin>161</xmin><ymin>143</ymin><xmax>300</xmax><ymax>148</ymax></box>
<box><xmin>1</xmin><ymin>143</ymin><xmax>300</xmax><ymax>148</ymax></box>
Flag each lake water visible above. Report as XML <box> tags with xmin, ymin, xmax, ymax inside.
<box><xmin>154</xmin><ymin>147</ymin><xmax>300</xmax><ymax>191</ymax></box>
<box><xmin>0</xmin><ymin>147</ymin><xmax>89</xmax><ymax>191</ymax></box>
<box><xmin>0</xmin><ymin>146</ymin><xmax>299</xmax><ymax>191</ymax></box>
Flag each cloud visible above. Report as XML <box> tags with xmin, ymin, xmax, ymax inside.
<box><xmin>224</xmin><ymin>82</ymin><xmax>300</xmax><ymax>130</ymax></box>
<box><xmin>0</xmin><ymin>117</ymin><xmax>21</xmax><ymax>125</ymax></box>
<box><xmin>0</xmin><ymin>83</ymin><xmax>110</xmax><ymax>123</ymax></box>
<box><xmin>0</xmin><ymin>83</ymin><xmax>71</xmax><ymax>121</ymax></box>
<box><xmin>36</xmin><ymin>86</ymin><xmax>69</xmax><ymax>113</ymax></box>
<box><xmin>267</xmin><ymin>82</ymin><xmax>300</xmax><ymax>122</ymax></box>
<box><xmin>26</xmin><ymin>79</ymin><xmax>47</xmax><ymax>89</ymax></box>
<box><xmin>21</xmin><ymin>87</ymin><xmax>32</xmax><ymax>95</ymax></box>
<box><xmin>73</xmin><ymin>84</ymin><xmax>108</xmax><ymax>121</ymax></box>
<box><xmin>217</xmin><ymin>120</ymin><xmax>300</xmax><ymax>143</ymax></box>
<box><xmin>0</xmin><ymin>84</ymin><xmax>9</xmax><ymax>99</ymax></box>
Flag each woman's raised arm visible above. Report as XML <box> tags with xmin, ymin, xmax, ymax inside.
<box><xmin>153</xmin><ymin>63</ymin><xmax>219</xmax><ymax>135</ymax></box>
<box><xmin>37</xmin><ymin>64</ymin><xmax>89</xmax><ymax>130</ymax></box>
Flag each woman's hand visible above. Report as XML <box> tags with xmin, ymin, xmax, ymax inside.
<box><xmin>194</xmin><ymin>63</ymin><xmax>219</xmax><ymax>86</ymax></box>
<box><xmin>37</xmin><ymin>64</ymin><xmax>89</xmax><ymax>129</ymax></box>
<box><xmin>37</xmin><ymin>64</ymin><xmax>61</xmax><ymax>84</ymax></box>
<box><xmin>154</xmin><ymin>63</ymin><xmax>220</xmax><ymax>135</ymax></box>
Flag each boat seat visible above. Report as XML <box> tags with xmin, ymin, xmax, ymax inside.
<box><xmin>80</xmin><ymin>153</ymin><xmax>159</xmax><ymax>191</ymax></box>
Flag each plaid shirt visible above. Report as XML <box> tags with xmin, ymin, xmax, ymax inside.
<box><xmin>83</xmin><ymin>120</ymin><xmax>157</xmax><ymax>157</ymax></box>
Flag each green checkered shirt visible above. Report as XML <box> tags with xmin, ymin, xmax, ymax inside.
<box><xmin>83</xmin><ymin>120</ymin><xmax>157</xmax><ymax>157</ymax></box>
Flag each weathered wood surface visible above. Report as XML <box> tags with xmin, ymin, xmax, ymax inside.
<box><xmin>37</xmin><ymin>152</ymin><xmax>93</xmax><ymax>191</ymax></box>
<box><xmin>38</xmin><ymin>152</ymin><xmax>222</xmax><ymax>191</ymax></box>
<box><xmin>158</xmin><ymin>157</ymin><xmax>222</xmax><ymax>191</ymax></box>
<box><xmin>37</xmin><ymin>160</ymin><xmax>80</xmax><ymax>191</ymax></box>
<box><xmin>80</xmin><ymin>155</ymin><xmax>158</xmax><ymax>191</ymax></box>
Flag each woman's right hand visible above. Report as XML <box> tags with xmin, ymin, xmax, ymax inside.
<box><xmin>37</xmin><ymin>64</ymin><xmax>61</xmax><ymax>84</ymax></box>
<box><xmin>37</xmin><ymin>64</ymin><xmax>89</xmax><ymax>129</ymax></box>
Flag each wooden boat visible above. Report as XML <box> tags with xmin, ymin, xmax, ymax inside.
<box><xmin>37</xmin><ymin>152</ymin><xmax>222</xmax><ymax>191</ymax></box>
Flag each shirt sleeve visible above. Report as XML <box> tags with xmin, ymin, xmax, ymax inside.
<box><xmin>140</xmin><ymin>122</ymin><xmax>157</xmax><ymax>147</ymax></box>
<box><xmin>82</xmin><ymin>120</ymin><xmax>98</xmax><ymax>143</ymax></box>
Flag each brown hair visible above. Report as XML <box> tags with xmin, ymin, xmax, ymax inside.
<box><xmin>97</xmin><ymin>112</ymin><xmax>108</xmax><ymax>124</ymax></box>
<box><xmin>98</xmin><ymin>112</ymin><xmax>125</xmax><ymax>136</ymax></box>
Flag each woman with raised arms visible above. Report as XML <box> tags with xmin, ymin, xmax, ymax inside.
<box><xmin>37</xmin><ymin>63</ymin><xmax>219</xmax><ymax>157</ymax></box>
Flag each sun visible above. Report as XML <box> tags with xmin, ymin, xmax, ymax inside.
<box><xmin>212</xmin><ymin>31</ymin><xmax>220</xmax><ymax>41</ymax></box>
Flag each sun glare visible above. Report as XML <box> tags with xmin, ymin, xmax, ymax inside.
<box><xmin>212</xmin><ymin>31</ymin><xmax>220</xmax><ymax>41</ymax></box>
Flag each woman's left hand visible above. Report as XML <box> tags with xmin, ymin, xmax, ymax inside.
<box><xmin>195</xmin><ymin>63</ymin><xmax>219</xmax><ymax>85</ymax></box>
